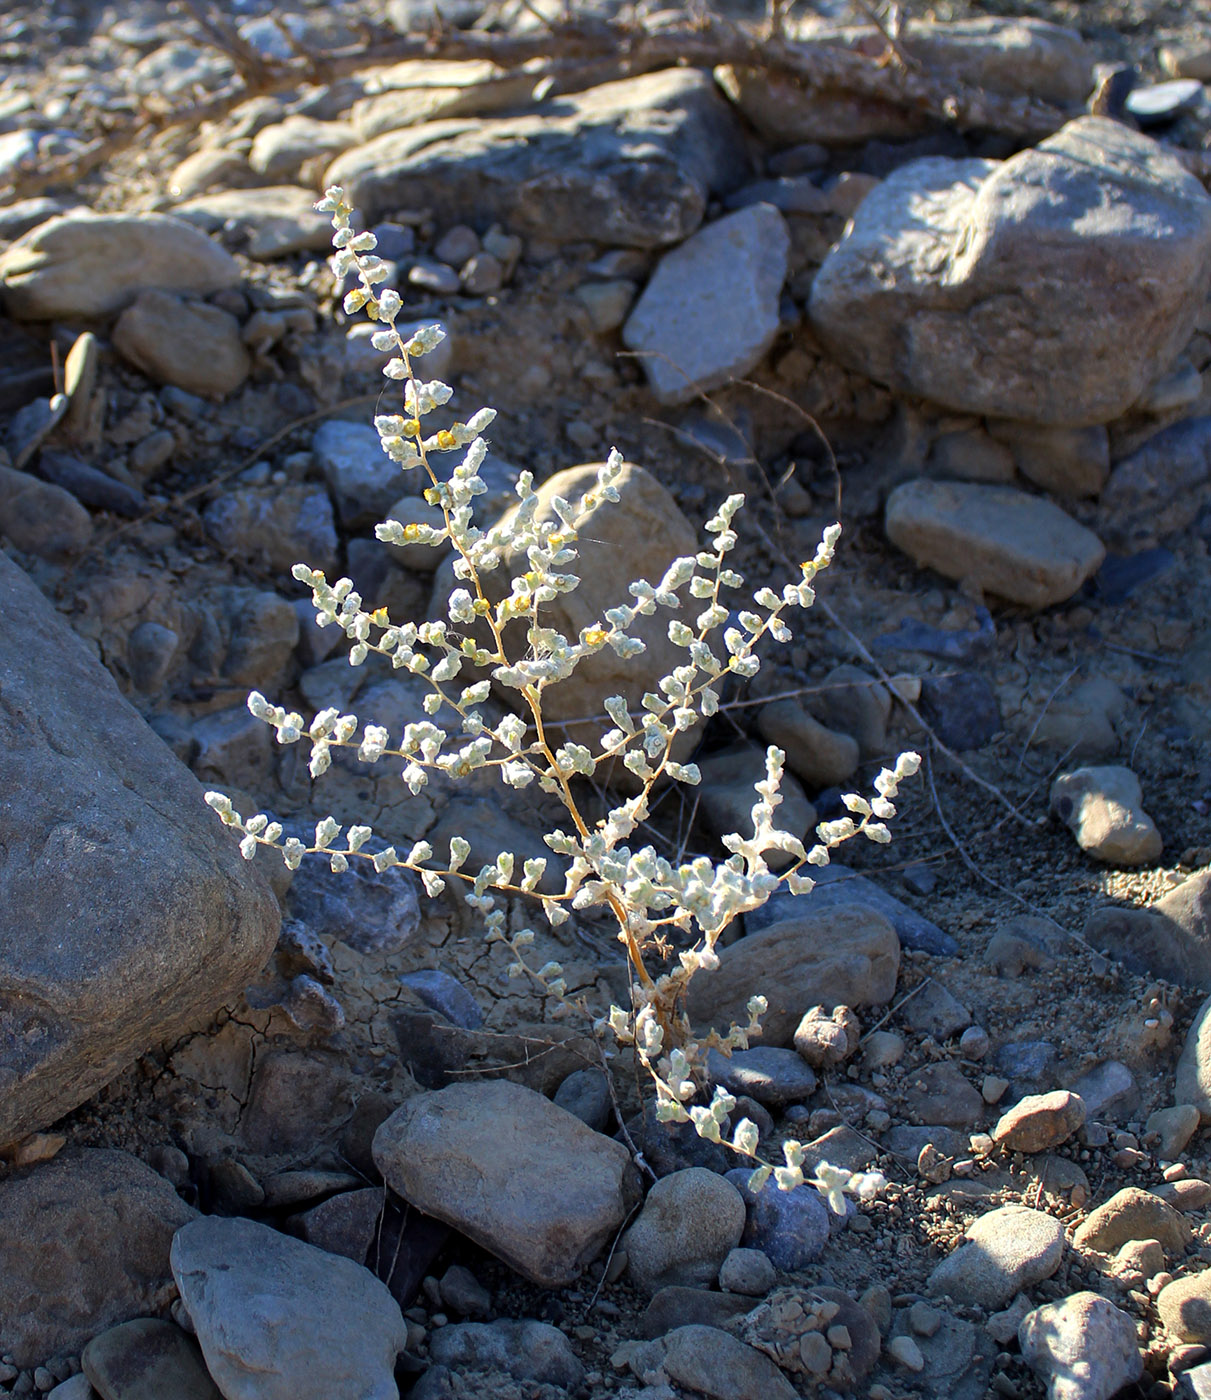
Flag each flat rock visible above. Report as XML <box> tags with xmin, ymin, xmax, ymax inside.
<box><xmin>707</xmin><ymin>1046</ymin><xmax>817</xmax><ymax>1108</ymax></box>
<box><xmin>1073</xmin><ymin>1186</ymin><xmax>1191</xmax><ymax>1256</ymax></box>
<box><xmin>904</xmin><ymin>1060</ymin><xmax>986</xmax><ymax>1128</ymax></box>
<box><xmin>688</xmin><ymin>905</ymin><xmax>900</xmax><ymax>1045</ymax></box>
<box><xmin>0</xmin><ymin>211</ymin><xmax>240</xmax><ymax>319</ymax></box>
<box><xmin>0</xmin><ymin>1148</ymin><xmax>196</xmax><ymax>1367</ymax></box>
<box><xmin>326</xmin><ymin>69</ymin><xmax>748</xmax><ymax>246</ymax></box>
<box><xmin>747</xmin><ymin>864</ymin><xmax>956</xmax><ymax>956</ymax></box>
<box><xmin>623</xmin><ymin>1168</ymin><xmax>745</xmax><ymax>1296</ymax></box>
<box><xmin>1085</xmin><ymin>867</ymin><xmax>1211</xmax><ymax>991</ymax></box>
<box><xmin>249</xmin><ymin>116</ymin><xmax>357</xmax><ymax>181</ymax></box>
<box><xmin>349</xmin><ymin>59</ymin><xmax>538</xmax><ymax>138</ymax></box>
<box><xmin>886</xmin><ymin>1310</ymin><xmax>995</xmax><ymax>1399</ymax></box>
<box><xmin>657</xmin><ymin>1324</ymin><xmax>798</xmax><ymax>1400</ymax></box>
<box><xmin>1019</xmin><ymin>1292</ymin><xmax>1142</xmax><ymax>1400</ymax></box>
<box><xmin>427</xmin><ymin>1320</ymin><xmax>583</xmax><ymax>1387</ymax></box>
<box><xmin>885</xmin><ymin>480</ymin><xmax>1105</xmax><ymax>609</ymax></box>
<box><xmin>928</xmin><ymin>1205</ymin><xmax>1065</xmax><ymax>1309</ymax></box>
<box><xmin>622</xmin><ymin>202</ymin><xmax>789</xmax><ymax>403</ymax></box>
<box><xmin>1065</xmin><ymin>1061</ymin><xmax>1137</xmax><ymax>1123</ymax></box>
<box><xmin>373</xmin><ymin>1080</ymin><xmax>638</xmax><ymax>1287</ymax></box>
<box><xmin>717</xmin><ymin>15</ymin><xmax>1091</xmax><ymax>146</ymax></box>
<box><xmin>82</xmin><ymin>1318</ymin><xmax>220</xmax><ymax>1400</ymax></box>
<box><xmin>994</xmin><ymin>1091</ymin><xmax>1086</xmax><ymax>1153</ymax></box>
<box><xmin>640</xmin><ymin>1287</ymin><xmax>755</xmax><ymax>1339</ymax></box>
<box><xmin>113</xmin><ymin>290</ymin><xmax>250</xmax><ymax>398</ymax></box>
<box><xmin>173</xmin><ymin>187</ymin><xmax>333</xmax><ymax>259</ymax></box>
<box><xmin>810</xmin><ymin>117</ymin><xmax>1211</xmax><ymax>426</ymax></box>
<box><xmin>0</xmin><ymin>553</ymin><xmax>278</xmax><ymax>1142</ymax></box>
<box><xmin>1050</xmin><ymin>765</ymin><xmax>1162</xmax><ymax>866</ymax></box>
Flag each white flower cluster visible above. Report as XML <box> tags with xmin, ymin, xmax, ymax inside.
<box><xmin>205</xmin><ymin>186</ymin><xmax>922</xmax><ymax>1205</ymax></box>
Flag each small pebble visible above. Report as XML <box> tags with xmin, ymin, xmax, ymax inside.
<box><xmin>888</xmin><ymin>1335</ymin><xmax>924</xmax><ymax>1371</ymax></box>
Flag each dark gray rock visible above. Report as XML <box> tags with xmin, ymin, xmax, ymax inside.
<box><xmin>428</xmin><ymin>1320</ymin><xmax>583</xmax><ymax>1388</ymax></box>
<box><xmin>1102</xmin><ymin>418</ymin><xmax>1211</xmax><ymax>550</ymax></box>
<box><xmin>398</xmin><ymin>969</ymin><xmax>483</xmax><ymax>1028</ymax></box>
<box><xmin>286</xmin><ymin>856</ymin><xmax>422</xmax><ymax>957</ymax></box>
<box><xmin>38</xmin><ymin>450</ymin><xmax>145</xmax><ymax>516</ymax></box>
<box><xmin>553</xmin><ymin>1067</ymin><xmax>613</xmax><ymax>1133</ymax></box>
<box><xmin>707</xmin><ymin>1046</ymin><xmax>817</xmax><ymax>1108</ymax></box>
<box><xmin>726</xmin><ymin>1168</ymin><xmax>831</xmax><ymax>1272</ymax></box>
<box><xmin>326</xmin><ymin>69</ymin><xmax>748</xmax><ymax>246</ymax></box>
<box><xmin>918</xmin><ymin>671</ymin><xmax>1001</xmax><ymax>750</ymax></box>
<box><xmin>746</xmin><ymin>864</ymin><xmax>957</xmax><ymax>956</ymax></box>
<box><xmin>641</xmin><ymin>1286</ymin><xmax>756</xmax><ymax>1338</ymax></box>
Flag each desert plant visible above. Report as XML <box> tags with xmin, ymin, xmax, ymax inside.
<box><xmin>206</xmin><ymin>185</ymin><xmax>918</xmax><ymax>1200</ymax></box>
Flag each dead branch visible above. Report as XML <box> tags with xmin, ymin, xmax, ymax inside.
<box><xmin>3</xmin><ymin>10</ymin><xmax>1072</xmax><ymax>204</ymax></box>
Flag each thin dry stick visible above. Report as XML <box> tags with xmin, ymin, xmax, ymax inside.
<box><xmin>57</xmin><ymin>392</ymin><xmax>380</xmax><ymax>594</ymax></box>
<box><xmin>1130</xmin><ymin>717</ymin><xmax>1149</xmax><ymax>768</ymax></box>
<box><xmin>584</xmin><ymin>1195</ymin><xmax>644</xmax><ymax>1312</ymax></box>
<box><xmin>1016</xmin><ymin>665</ymin><xmax>1079</xmax><ymax>772</ymax></box>
<box><xmin>858</xmin><ymin>977</ymin><xmax>931</xmax><ymax>1042</ymax></box>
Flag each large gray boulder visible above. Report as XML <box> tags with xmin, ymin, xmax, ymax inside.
<box><xmin>810</xmin><ymin>117</ymin><xmax>1211</xmax><ymax>426</ymax></box>
<box><xmin>0</xmin><ymin>552</ymin><xmax>279</xmax><ymax>1143</ymax></box>
<box><xmin>325</xmin><ymin>68</ymin><xmax>748</xmax><ymax>246</ymax></box>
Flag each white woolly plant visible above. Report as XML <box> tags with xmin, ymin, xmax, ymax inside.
<box><xmin>206</xmin><ymin>186</ymin><xmax>919</xmax><ymax>1205</ymax></box>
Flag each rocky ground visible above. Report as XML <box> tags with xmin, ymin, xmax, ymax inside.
<box><xmin>3</xmin><ymin>1</ymin><xmax>1211</xmax><ymax>1398</ymax></box>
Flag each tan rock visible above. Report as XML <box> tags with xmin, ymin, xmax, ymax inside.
<box><xmin>1050</xmin><ymin>765</ymin><xmax>1163</xmax><ymax>866</ymax></box>
<box><xmin>431</xmin><ymin>460</ymin><xmax>700</xmax><ymax>762</ymax></box>
<box><xmin>1073</xmin><ymin>1186</ymin><xmax>1191</xmax><ymax>1256</ymax></box>
<box><xmin>1157</xmin><ymin>1272</ymin><xmax>1211</xmax><ymax>1344</ymax></box>
<box><xmin>993</xmin><ymin>1091</ymin><xmax>1086</xmax><ymax>1153</ymax></box>
<box><xmin>885</xmin><ymin>480</ymin><xmax>1104</xmax><ymax>609</ymax></box>
<box><xmin>0</xmin><ymin>211</ymin><xmax>240</xmax><ymax>319</ymax></box>
<box><xmin>113</xmin><ymin>290</ymin><xmax>250</xmax><ymax>398</ymax></box>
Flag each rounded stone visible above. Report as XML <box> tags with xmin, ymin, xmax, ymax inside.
<box><xmin>726</xmin><ymin>1169</ymin><xmax>831</xmax><ymax>1271</ymax></box>
<box><xmin>623</xmin><ymin>1168</ymin><xmax>746</xmax><ymax>1295</ymax></box>
<box><xmin>993</xmin><ymin>1090</ymin><xmax>1086</xmax><ymax>1152</ymax></box>
<box><xmin>927</xmin><ymin>1205</ymin><xmax>1065</xmax><ymax>1310</ymax></box>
